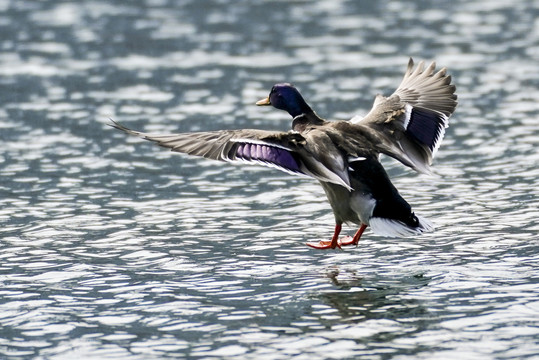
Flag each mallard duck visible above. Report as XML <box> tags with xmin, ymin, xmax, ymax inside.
<box><xmin>111</xmin><ymin>59</ymin><xmax>457</xmax><ymax>249</ymax></box>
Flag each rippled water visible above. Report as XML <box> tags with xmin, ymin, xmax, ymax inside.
<box><xmin>1</xmin><ymin>0</ymin><xmax>538</xmax><ymax>358</ymax></box>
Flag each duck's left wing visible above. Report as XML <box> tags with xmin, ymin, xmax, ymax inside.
<box><xmin>350</xmin><ymin>59</ymin><xmax>457</xmax><ymax>174</ymax></box>
<box><xmin>109</xmin><ymin>121</ymin><xmax>351</xmax><ymax>189</ymax></box>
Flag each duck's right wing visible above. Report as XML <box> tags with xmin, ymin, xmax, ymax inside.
<box><xmin>110</xmin><ymin>121</ymin><xmax>352</xmax><ymax>190</ymax></box>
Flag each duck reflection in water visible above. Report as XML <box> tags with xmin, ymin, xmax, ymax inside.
<box><xmin>317</xmin><ymin>267</ymin><xmax>431</xmax><ymax>324</ymax></box>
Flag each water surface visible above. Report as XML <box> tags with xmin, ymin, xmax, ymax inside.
<box><xmin>0</xmin><ymin>0</ymin><xmax>538</xmax><ymax>359</ymax></box>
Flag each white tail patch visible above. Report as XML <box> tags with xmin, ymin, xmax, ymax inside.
<box><xmin>369</xmin><ymin>215</ymin><xmax>434</xmax><ymax>238</ymax></box>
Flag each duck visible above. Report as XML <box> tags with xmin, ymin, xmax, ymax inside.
<box><xmin>110</xmin><ymin>58</ymin><xmax>457</xmax><ymax>249</ymax></box>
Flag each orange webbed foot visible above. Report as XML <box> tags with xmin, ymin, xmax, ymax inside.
<box><xmin>306</xmin><ymin>224</ymin><xmax>367</xmax><ymax>250</ymax></box>
<box><xmin>306</xmin><ymin>224</ymin><xmax>346</xmax><ymax>250</ymax></box>
<box><xmin>306</xmin><ymin>239</ymin><xmax>341</xmax><ymax>250</ymax></box>
<box><xmin>341</xmin><ymin>224</ymin><xmax>368</xmax><ymax>247</ymax></box>
<box><xmin>338</xmin><ymin>236</ymin><xmax>356</xmax><ymax>247</ymax></box>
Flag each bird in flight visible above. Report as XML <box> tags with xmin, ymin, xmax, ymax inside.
<box><xmin>110</xmin><ymin>59</ymin><xmax>457</xmax><ymax>250</ymax></box>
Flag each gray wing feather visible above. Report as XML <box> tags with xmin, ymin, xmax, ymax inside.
<box><xmin>109</xmin><ymin>121</ymin><xmax>352</xmax><ymax>190</ymax></box>
<box><xmin>351</xmin><ymin>58</ymin><xmax>457</xmax><ymax>173</ymax></box>
<box><xmin>394</xmin><ymin>59</ymin><xmax>457</xmax><ymax>117</ymax></box>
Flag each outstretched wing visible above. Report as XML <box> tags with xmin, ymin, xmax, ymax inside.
<box><xmin>351</xmin><ymin>58</ymin><xmax>457</xmax><ymax>173</ymax></box>
<box><xmin>110</xmin><ymin>121</ymin><xmax>352</xmax><ymax>190</ymax></box>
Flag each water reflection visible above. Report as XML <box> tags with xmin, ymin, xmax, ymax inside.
<box><xmin>319</xmin><ymin>269</ymin><xmax>431</xmax><ymax>325</ymax></box>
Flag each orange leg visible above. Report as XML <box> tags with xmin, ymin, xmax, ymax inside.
<box><xmin>306</xmin><ymin>224</ymin><xmax>344</xmax><ymax>250</ymax></box>
<box><xmin>339</xmin><ymin>224</ymin><xmax>367</xmax><ymax>247</ymax></box>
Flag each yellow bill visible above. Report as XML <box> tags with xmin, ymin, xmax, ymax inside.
<box><xmin>255</xmin><ymin>97</ymin><xmax>271</xmax><ymax>106</ymax></box>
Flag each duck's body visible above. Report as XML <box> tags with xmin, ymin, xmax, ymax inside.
<box><xmin>111</xmin><ymin>59</ymin><xmax>457</xmax><ymax>249</ymax></box>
